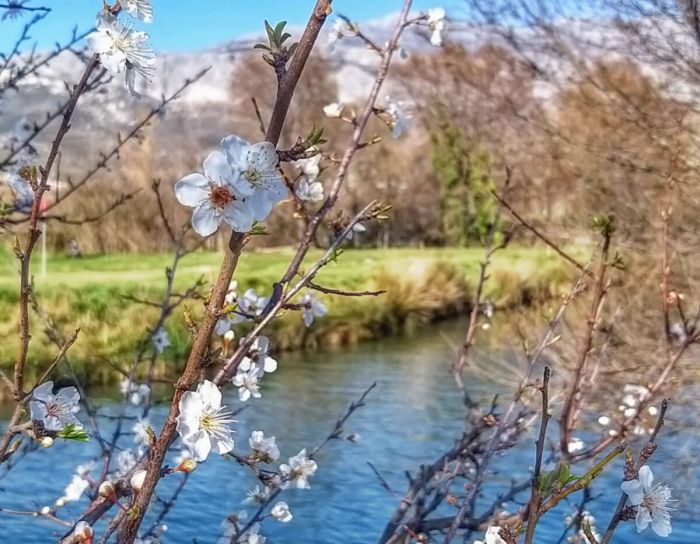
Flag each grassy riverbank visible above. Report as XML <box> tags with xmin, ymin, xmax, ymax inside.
<box><xmin>0</xmin><ymin>246</ymin><xmax>574</xmax><ymax>385</ymax></box>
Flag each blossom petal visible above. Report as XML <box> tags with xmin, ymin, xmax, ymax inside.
<box><xmin>32</xmin><ymin>381</ymin><xmax>54</xmax><ymax>402</ymax></box>
<box><xmin>221</xmin><ymin>135</ymin><xmax>252</xmax><ymax>169</ymax></box>
<box><xmin>197</xmin><ymin>380</ymin><xmax>222</xmax><ymax>409</ymax></box>
<box><xmin>249</xmin><ymin>142</ymin><xmax>279</xmax><ymax>170</ymax></box>
<box><xmin>210</xmin><ymin>433</ymin><xmax>235</xmax><ymax>455</ymax></box>
<box><xmin>191</xmin><ymin>204</ymin><xmax>221</xmax><ymax>237</ymax></box>
<box><xmin>203</xmin><ymin>151</ymin><xmax>233</xmax><ymax>187</ymax></box>
<box><xmin>620</xmin><ymin>479</ymin><xmax>644</xmax><ymax>506</ymax></box>
<box><xmin>223</xmin><ymin>201</ymin><xmax>254</xmax><ymax>233</ymax></box>
<box><xmin>55</xmin><ymin>386</ymin><xmax>80</xmax><ymax>408</ymax></box>
<box><xmin>638</xmin><ymin>465</ymin><xmax>654</xmax><ymax>490</ymax></box>
<box><xmin>636</xmin><ymin>506</ymin><xmax>653</xmax><ymax>532</ymax></box>
<box><xmin>175</xmin><ymin>173</ymin><xmax>209</xmax><ymax>207</ymax></box>
<box><xmin>245</xmin><ymin>191</ymin><xmax>275</xmax><ymax>222</ymax></box>
<box><xmin>651</xmin><ymin>509</ymin><xmax>672</xmax><ymax>536</ymax></box>
<box><xmin>187</xmin><ymin>429</ymin><xmax>212</xmax><ymax>462</ymax></box>
<box><xmin>86</xmin><ymin>32</ymin><xmax>112</xmax><ymax>54</ymax></box>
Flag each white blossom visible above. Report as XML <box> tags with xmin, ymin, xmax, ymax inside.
<box><xmin>620</xmin><ymin>465</ymin><xmax>673</xmax><ymax>536</ymax></box>
<box><xmin>232</xmin><ymin>364</ymin><xmax>262</xmax><ymax>402</ymax></box>
<box><xmin>238</xmin><ymin>288</ymin><xmax>268</xmax><ymax>317</ymax></box>
<box><xmin>176</xmin><ymin>380</ymin><xmax>235</xmax><ymax>462</ymax></box>
<box><xmin>296</xmin><ymin>176</ymin><xmax>324</xmax><ymax>203</ymax></box>
<box><xmin>239</xmin><ymin>524</ymin><xmax>266</xmax><ymax>544</ymax></box>
<box><xmin>221</xmin><ymin>135</ymin><xmax>287</xmax><ymax>221</ymax></box>
<box><xmin>323</xmin><ymin>102</ymin><xmax>344</xmax><ymax>118</ymax></box>
<box><xmin>29</xmin><ymin>381</ymin><xmax>81</xmax><ymax>431</ymax></box>
<box><xmin>292</xmin><ymin>151</ymin><xmax>321</xmax><ymax>181</ymax></box>
<box><xmin>427</xmin><ymin>8</ymin><xmax>446</xmax><ymax>47</ymax></box>
<box><xmin>117</xmin><ymin>0</ymin><xmax>153</xmax><ymax>23</ymax></box>
<box><xmin>271</xmin><ymin>501</ymin><xmax>293</xmax><ymax>522</ymax></box>
<box><xmin>152</xmin><ymin>327</ymin><xmax>170</xmax><ymax>354</ymax></box>
<box><xmin>175</xmin><ymin>150</ymin><xmax>254</xmax><ymax>236</ymax></box>
<box><xmin>300</xmin><ymin>292</ymin><xmax>327</xmax><ymax>327</ymax></box>
<box><xmin>239</xmin><ymin>336</ymin><xmax>278</xmax><ymax>377</ymax></box>
<box><xmin>115</xmin><ymin>449</ymin><xmax>137</xmax><ymax>477</ymax></box>
<box><xmin>215</xmin><ymin>315</ymin><xmax>235</xmax><ymax>336</ymax></box>
<box><xmin>120</xmin><ymin>378</ymin><xmax>150</xmax><ymax>405</ymax></box>
<box><xmin>60</xmin><ymin>474</ymin><xmax>90</xmax><ymax>503</ymax></box>
<box><xmin>279</xmin><ymin>448</ymin><xmax>318</xmax><ymax>489</ymax></box>
<box><xmin>132</xmin><ymin>418</ymin><xmax>151</xmax><ymax>448</ymax></box>
<box><xmin>249</xmin><ymin>430</ymin><xmax>280</xmax><ymax>462</ymax></box>
<box><xmin>473</xmin><ymin>525</ymin><xmax>507</xmax><ymax>544</ymax></box>
<box><xmin>86</xmin><ymin>12</ymin><xmax>156</xmax><ymax>96</ymax></box>
<box><xmin>219</xmin><ymin>511</ymin><xmax>248</xmax><ymax>543</ymax></box>
<box><xmin>598</xmin><ymin>415</ymin><xmax>611</xmax><ymax>426</ymax></box>
<box><xmin>244</xmin><ymin>484</ymin><xmax>271</xmax><ymax>505</ymax></box>
<box><xmin>385</xmin><ymin>97</ymin><xmax>413</xmax><ymax>138</ymax></box>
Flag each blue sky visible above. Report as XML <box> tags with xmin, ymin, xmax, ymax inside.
<box><xmin>0</xmin><ymin>0</ymin><xmax>446</xmax><ymax>53</ymax></box>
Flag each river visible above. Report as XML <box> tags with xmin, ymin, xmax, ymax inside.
<box><xmin>0</xmin><ymin>320</ymin><xmax>697</xmax><ymax>543</ymax></box>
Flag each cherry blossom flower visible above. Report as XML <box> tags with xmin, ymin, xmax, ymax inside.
<box><xmin>232</xmin><ymin>364</ymin><xmax>262</xmax><ymax>402</ymax></box>
<box><xmin>117</xmin><ymin>0</ymin><xmax>153</xmax><ymax>23</ymax></box>
<box><xmin>238</xmin><ymin>288</ymin><xmax>268</xmax><ymax>317</ymax></box>
<box><xmin>239</xmin><ymin>336</ymin><xmax>278</xmax><ymax>377</ymax></box>
<box><xmin>473</xmin><ymin>525</ymin><xmax>507</xmax><ymax>544</ymax></box>
<box><xmin>86</xmin><ymin>12</ymin><xmax>156</xmax><ymax>96</ymax></box>
<box><xmin>60</xmin><ymin>474</ymin><xmax>90</xmax><ymax>503</ymax></box>
<box><xmin>175</xmin><ymin>150</ymin><xmax>254</xmax><ymax>236</ymax></box>
<box><xmin>427</xmin><ymin>8</ymin><xmax>446</xmax><ymax>47</ymax></box>
<box><xmin>292</xmin><ymin>151</ymin><xmax>321</xmax><ymax>181</ymax></box>
<box><xmin>249</xmin><ymin>430</ymin><xmax>280</xmax><ymax>462</ymax></box>
<box><xmin>244</xmin><ymin>484</ymin><xmax>271</xmax><ymax>505</ymax></box>
<box><xmin>598</xmin><ymin>415</ymin><xmax>611</xmax><ymax>426</ymax></box>
<box><xmin>620</xmin><ymin>465</ymin><xmax>673</xmax><ymax>536</ymax></box>
<box><xmin>279</xmin><ymin>448</ymin><xmax>318</xmax><ymax>489</ymax></box>
<box><xmin>386</xmin><ymin>97</ymin><xmax>413</xmax><ymax>138</ymax></box>
<box><xmin>219</xmin><ymin>511</ymin><xmax>248</xmax><ymax>544</ymax></box>
<box><xmin>152</xmin><ymin>327</ymin><xmax>170</xmax><ymax>354</ymax></box>
<box><xmin>221</xmin><ymin>135</ymin><xmax>287</xmax><ymax>221</ymax></box>
<box><xmin>300</xmin><ymin>292</ymin><xmax>327</xmax><ymax>327</ymax></box>
<box><xmin>29</xmin><ymin>381</ymin><xmax>81</xmax><ymax>431</ymax></box>
<box><xmin>296</xmin><ymin>176</ymin><xmax>324</xmax><ymax>203</ymax></box>
<box><xmin>215</xmin><ymin>315</ymin><xmax>235</xmax><ymax>336</ymax></box>
<box><xmin>116</xmin><ymin>449</ymin><xmax>137</xmax><ymax>477</ymax></box>
<box><xmin>176</xmin><ymin>380</ymin><xmax>235</xmax><ymax>462</ymax></box>
<box><xmin>132</xmin><ymin>418</ymin><xmax>151</xmax><ymax>448</ymax></box>
<box><xmin>323</xmin><ymin>102</ymin><xmax>345</xmax><ymax>118</ymax></box>
<box><xmin>271</xmin><ymin>501</ymin><xmax>293</xmax><ymax>522</ymax></box>
<box><xmin>120</xmin><ymin>378</ymin><xmax>150</xmax><ymax>405</ymax></box>
<box><xmin>240</xmin><ymin>524</ymin><xmax>266</xmax><ymax>544</ymax></box>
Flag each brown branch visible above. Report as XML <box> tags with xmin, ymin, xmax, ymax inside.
<box><xmin>492</xmin><ymin>191</ymin><xmax>594</xmax><ymax>279</ymax></box>
<box><xmin>523</xmin><ymin>367</ymin><xmax>551</xmax><ymax>544</ymax></box>
<box><xmin>115</xmin><ymin>5</ymin><xmax>333</xmax><ymax>542</ymax></box>
<box><xmin>308</xmin><ymin>281</ymin><xmax>385</xmax><ymax>297</ymax></box>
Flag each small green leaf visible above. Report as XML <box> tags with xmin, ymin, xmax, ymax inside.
<box><xmin>57</xmin><ymin>424</ymin><xmax>89</xmax><ymax>443</ymax></box>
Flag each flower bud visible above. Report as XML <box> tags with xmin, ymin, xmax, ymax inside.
<box><xmin>55</xmin><ymin>498</ymin><xmax>66</xmax><ymax>508</ymax></box>
<box><xmin>73</xmin><ymin>521</ymin><xmax>93</xmax><ymax>543</ymax></box>
<box><xmin>98</xmin><ymin>480</ymin><xmax>116</xmax><ymax>501</ymax></box>
<box><xmin>39</xmin><ymin>506</ymin><xmax>51</xmax><ymax>515</ymax></box>
<box><xmin>39</xmin><ymin>436</ymin><xmax>54</xmax><ymax>448</ymax></box>
<box><xmin>176</xmin><ymin>458</ymin><xmax>197</xmax><ymax>474</ymax></box>
<box><xmin>224</xmin><ymin>330</ymin><xmax>235</xmax><ymax>343</ymax></box>
<box><xmin>130</xmin><ymin>469</ymin><xmax>147</xmax><ymax>492</ymax></box>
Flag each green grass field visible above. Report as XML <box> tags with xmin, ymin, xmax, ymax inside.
<box><xmin>0</xmin><ymin>245</ymin><xmax>574</xmax><ymax>385</ymax></box>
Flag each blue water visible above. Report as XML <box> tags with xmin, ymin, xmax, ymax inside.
<box><xmin>0</xmin><ymin>322</ymin><xmax>697</xmax><ymax>543</ymax></box>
